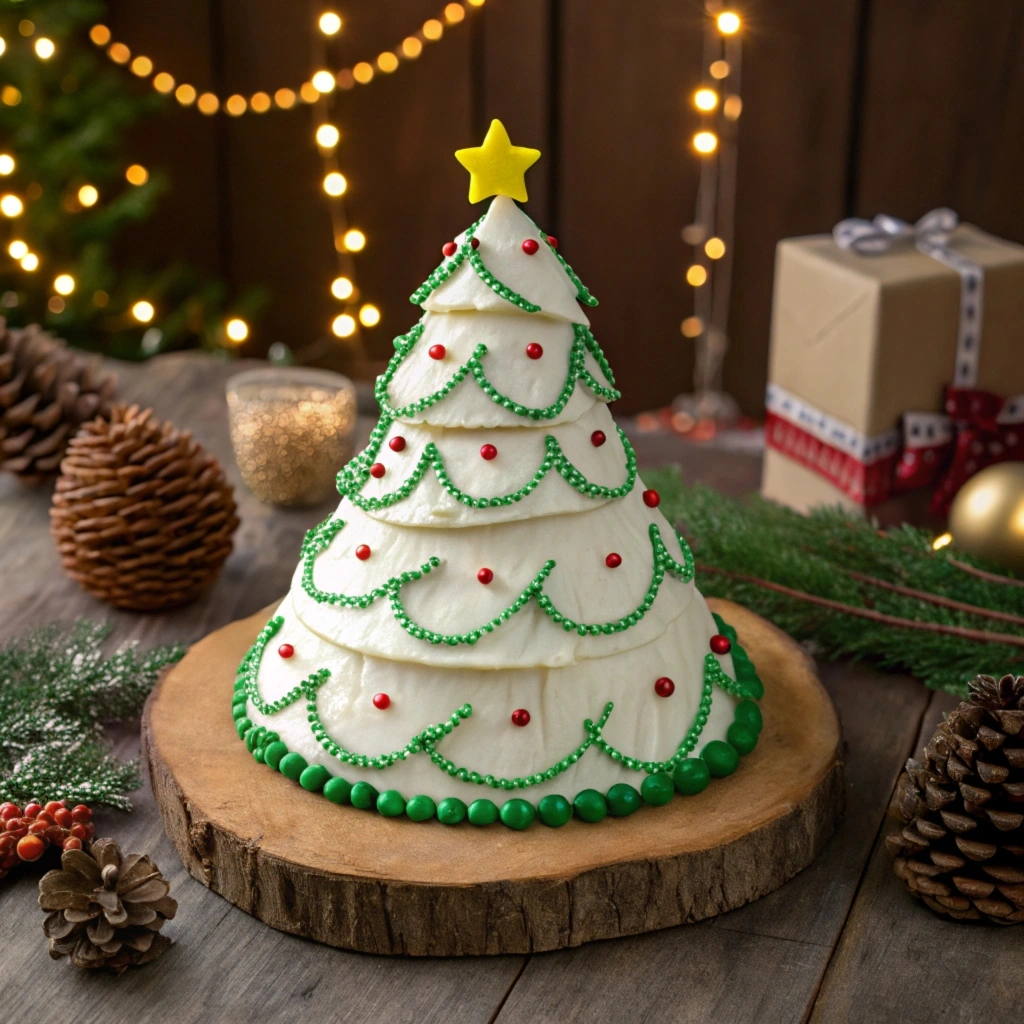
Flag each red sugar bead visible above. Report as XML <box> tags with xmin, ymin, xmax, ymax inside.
<box><xmin>477</xmin><ymin>567</ymin><xmax>494</xmax><ymax>584</ymax></box>
<box><xmin>372</xmin><ymin>692</ymin><xmax>391</xmax><ymax>710</ymax></box>
<box><xmin>471</xmin><ymin>237</ymin><xmax>480</xmax><ymax>249</ymax></box>
<box><xmin>480</xmin><ymin>443</ymin><xmax>498</xmax><ymax>460</ymax></box>
<box><xmin>591</xmin><ymin>430</ymin><xmax>606</xmax><ymax>447</ymax></box>
<box><xmin>0</xmin><ymin>803</ymin><xmax>20</xmax><ymax>821</ymax></box>
<box><xmin>44</xmin><ymin>802</ymin><xmax>64</xmax><ymax>816</ymax></box>
<box><xmin>442</xmin><ymin>241</ymin><xmax>458</xmax><ymax>257</ymax></box>
<box><xmin>643</xmin><ymin>489</ymin><xmax>661</xmax><ymax>508</ymax></box>
<box><xmin>546</xmin><ymin>235</ymin><xmax>558</xmax><ymax>248</ymax></box>
<box><xmin>355</xmin><ymin>544</ymin><xmax>372</xmax><ymax>561</ymax></box>
<box><xmin>389</xmin><ymin>436</ymin><xmax>406</xmax><ymax>452</ymax></box>
<box><xmin>511</xmin><ymin>708</ymin><xmax>531</xmax><ymax>727</ymax></box>
<box><xmin>428</xmin><ymin>344</ymin><xmax>446</xmax><ymax>360</ymax></box>
<box><xmin>369</xmin><ymin>462</ymin><xmax>386</xmax><ymax>479</ymax></box>
<box><xmin>654</xmin><ymin>677</ymin><xmax>675</xmax><ymax>698</ymax></box>
<box><xmin>53</xmin><ymin>808</ymin><xmax>73</xmax><ymax>828</ymax></box>
<box><xmin>23</xmin><ymin>802</ymin><xmax>41</xmax><ymax>820</ymax></box>
<box><xmin>521</xmin><ymin>238</ymin><xmax>539</xmax><ymax>255</ymax></box>
<box><xmin>70</xmin><ymin>823</ymin><xmax>88</xmax><ymax>840</ymax></box>
<box><xmin>62</xmin><ymin>836</ymin><xmax>83</xmax><ymax>851</ymax></box>
<box><xmin>16</xmin><ymin>834</ymin><xmax>45</xmax><ymax>862</ymax></box>
<box><xmin>278</xmin><ymin>643</ymin><xmax>294</xmax><ymax>659</ymax></box>
<box><xmin>70</xmin><ymin>805</ymin><xmax>92</xmax><ymax>823</ymax></box>
<box><xmin>605</xmin><ymin>552</ymin><xmax>622</xmax><ymax>568</ymax></box>
<box><xmin>710</xmin><ymin>634</ymin><xmax>732</xmax><ymax>655</ymax></box>
<box><xmin>526</xmin><ymin>342</ymin><xmax>543</xmax><ymax>360</ymax></box>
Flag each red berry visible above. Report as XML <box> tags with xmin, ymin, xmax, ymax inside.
<box><xmin>355</xmin><ymin>544</ymin><xmax>371</xmax><ymax>560</ymax></box>
<box><xmin>23</xmin><ymin>802</ymin><xmax>42</xmax><ymax>819</ymax></box>
<box><xmin>0</xmin><ymin>803</ymin><xmax>20</xmax><ymax>821</ymax></box>
<box><xmin>28</xmin><ymin>819</ymin><xmax>48</xmax><ymax>835</ymax></box>
<box><xmin>471</xmin><ymin>237</ymin><xmax>480</xmax><ymax>249</ymax></box>
<box><xmin>477</xmin><ymin>567</ymin><xmax>494</xmax><ymax>584</ymax></box>
<box><xmin>526</xmin><ymin>342</ymin><xmax>543</xmax><ymax>360</ymax></box>
<box><xmin>710</xmin><ymin>634</ymin><xmax>732</xmax><ymax>655</ymax></box>
<box><xmin>591</xmin><ymin>430</ymin><xmax>606</xmax><ymax>447</ymax></box>
<box><xmin>605</xmin><ymin>552</ymin><xmax>622</xmax><ymax>568</ymax></box>
<box><xmin>82</xmin><ymin>822</ymin><xmax>95</xmax><ymax>839</ymax></box>
<box><xmin>54</xmin><ymin>807</ymin><xmax>73</xmax><ymax>828</ymax></box>
<box><xmin>70</xmin><ymin>823</ymin><xmax>88</xmax><ymax>841</ymax></box>
<box><xmin>44</xmin><ymin>801</ymin><xmax>64</xmax><ymax>816</ymax></box>
<box><xmin>62</xmin><ymin>836</ymin><xmax>83</xmax><ymax>851</ymax></box>
<box><xmin>16</xmin><ymin>834</ymin><xmax>46</xmax><ymax>862</ymax></box>
<box><xmin>278</xmin><ymin>643</ymin><xmax>294</xmax><ymax>659</ymax></box>
<box><xmin>0</xmin><ymin>834</ymin><xmax>14</xmax><ymax>854</ymax></box>
<box><xmin>546</xmin><ymin>235</ymin><xmax>558</xmax><ymax>248</ymax></box>
<box><xmin>372</xmin><ymin>692</ymin><xmax>391</xmax><ymax>710</ymax></box>
<box><xmin>655</xmin><ymin>677</ymin><xmax>675</xmax><ymax>698</ymax></box>
<box><xmin>389</xmin><ymin>436</ymin><xmax>406</xmax><ymax>452</ymax></box>
<box><xmin>521</xmin><ymin>238</ymin><xmax>539</xmax><ymax>255</ymax></box>
<box><xmin>511</xmin><ymin>709</ymin><xmax>531</xmax><ymax>727</ymax></box>
<box><xmin>369</xmin><ymin>462</ymin><xmax>386</xmax><ymax>478</ymax></box>
<box><xmin>428</xmin><ymin>344</ymin><xmax>446</xmax><ymax>360</ymax></box>
<box><xmin>71</xmin><ymin>805</ymin><xmax>92</xmax><ymax>823</ymax></box>
<box><xmin>442</xmin><ymin>241</ymin><xmax>458</xmax><ymax>257</ymax></box>
<box><xmin>643</xmin><ymin>489</ymin><xmax>661</xmax><ymax>508</ymax></box>
<box><xmin>480</xmin><ymin>444</ymin><xmax>498</xmax><ymax>461</ymax></box>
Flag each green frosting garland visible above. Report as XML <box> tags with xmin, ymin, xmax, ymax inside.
<box><xmin>233</xmin><ymin>613</ymin><xmax>763</xmax><ymax>828</ymax></box>
<box><xmin>299</xmin><ymin>516</ymin><xmax>695</xmax><ymax>645</ymax></box>
<box><xmin>375</xmin><ymin>320</ymin><xmax>620</xmax><ymax>424</ymax></box>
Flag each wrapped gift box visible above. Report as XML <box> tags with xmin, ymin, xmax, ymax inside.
<box><xmin>761</xmin><ymin>219</ymin><xmax>1024</xmax><ymax>519</ymax></box>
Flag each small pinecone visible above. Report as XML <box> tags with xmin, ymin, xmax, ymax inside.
<box><xmin>39</xmin><ymin>838</ymin><xmax>177</xmax><ymax>974</ymax></box>
<box><xmin>888</xmin><ymin>674</ymin><xmax>1024</xmax><ymax>924</ymax></box>
<box><xmin>0</xmin><ymin>320</ymin><xmax>116</xmax><ymax>480</ymax></box>
<box><xmin>50</xmin><ymin>404</ymin><xmax>239</xmax><ymax>611</ymax></box>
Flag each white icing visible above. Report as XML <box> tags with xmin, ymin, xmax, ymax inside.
<box><xmin>423</xmin><ymin>196</ymin><xmax>589</xmax><ymax>325</ymax></box>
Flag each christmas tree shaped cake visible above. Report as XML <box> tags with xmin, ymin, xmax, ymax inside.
<box><xmin>232</xmin><ymin>121</ymin><xmax>764</xmax><ymax>830</ymax></box>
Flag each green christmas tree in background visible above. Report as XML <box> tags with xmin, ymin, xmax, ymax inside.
<box><xmin>0</xmin><ymin>0</ymin><xmax>258</xmax><ymax>358</ymax></box>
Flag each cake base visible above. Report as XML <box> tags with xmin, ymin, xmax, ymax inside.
<box><xmin>142</xmin><ymin>599</ymin><xmax>844</xmax><ymax>956</ymax></box>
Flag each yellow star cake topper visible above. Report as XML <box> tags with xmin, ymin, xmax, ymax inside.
<box><xmin>455</xmin><ymin>119</ymin><xmax>541</xmax><ymax>205</ymax></box>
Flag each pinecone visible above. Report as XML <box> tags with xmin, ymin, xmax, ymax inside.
<box><xmin>888</xmin><ymin>674</ymin><xmax>1024</xmax><ymax>923</ymax></box>
<box><xmin>50</xmin><ymin>404</ymin><xmax>239</xmax><ymax>611</ymax></box>
<box><xmin>0</xmin><ymin>320</ymin><xmax>116</xmax><ymax>481</ymax></box>
<box><xmin>39</xmin><ymin>837</ymin><xmax>177</xmax><ymax>973</ymax></box>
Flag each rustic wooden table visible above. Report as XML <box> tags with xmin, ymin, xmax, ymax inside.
<box><xmin>1</xmin><ymin>354</ymin><xmax>1019</xmax><ymax>1023</ymax></box>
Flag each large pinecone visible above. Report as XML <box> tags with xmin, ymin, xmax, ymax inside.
<box><xmin>50</xmin><ymin>404</ymin><xmax>239</xmax><ymax>611</ymax></box>
<box><xmin>0</xmin><ymin>320</ymin><xmax>116</xmax><ymax>480</ymax></box>
<box><xmin>39</xmin><ymin>838</ymin><xmax>177</xmax><ymax>973</ymax></box>
<box><xmin>888</xmin><ymin>674</ymin><xmax>1024</xmax><ymax>923</ymax></box>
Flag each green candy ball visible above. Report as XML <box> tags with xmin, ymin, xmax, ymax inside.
<box><xmin>350</xmin><ymin>781</ymin><xmax>379</xmax><ymax>810</ymax></box>
<box><xmin>436</xmin><ymin>797</ymin><xmax>467</xmax><ymax>825</ymax></box>
<box><xmin>299</xmin><ymin>764</ymin><xmax>331</xmax><ymax>792</ymax></box>
<box><xmin>734</xmin><ymin>700</ymin><xmax>763</xmax><ymax>734</ymax></box>
<box><xmin>672</xmin><ymin>758</ymin><xmax>711</xmax><ymax>795</ymax></box>
<box><xmin>278</xmin><ymin>752</ymin><xmax>308</xmax><ymax>781</ymax></box>
<box><xmin>727</xmin><ymin>721</ymin><xmax>758</xmax><ymax>756</ymax></box>
<box><xmin>376</xmin><ymin>789</ymin><xmax>406</xmax><ymax>817</ymax></box>
<box><xmin>323</xmin><ymin>776</ymin><xmax>352</xmax><ymax>805</ymax></box>
<box><xmin>232</xmin><ymin>700</ymin><xmax>248</xmax><ymax>720</ymax></box>
<box><xmin>640</xmin><ymin>773</ymin><xmax>674</xmax><ymax>807</ymax></box>
<box><xmin>606</xmin><ymin>783</ymin><xmax>642</xmax><ymax>817</ymax></box>
<box><xmin>467</xmin><ymin>798</ymin><xmax>499</xmax><ymax>826</ymax></box>
<box><xmin>263</xmin><ymin>741</ymin><xmax>288</xmax><ymax>770</ymax></box>
<box><xmin>235</xmin><ymin>717</ymin><xmax>252</xmax><ymax>739</ymax></box>
<box><xmin>573</xmin><ymin>789</ymin><xmax>608</xmax><ymax>823</ymax></box>
<box><xmin>500</xmin><ymin>798</ymin><xmax>536</xmax><ymax>831</ymax></box>
<box><xmin>405</xmin><ymin>795</ymin><xmax>437</xmax><ymax>822</ymax></box>
<box><xmin>702</xmin><ymin>740</ymin><xmax>740</xmax><ymax>778</ymax></box>
<box><xmin>537</xmin><ymin>794</ymin><xmax>572</xmax><ymax>827</ymax></box>
<box><xmin>252</xmin><ymin>745</ymin><xmax>266</xmax><ymax>764</ymax></box>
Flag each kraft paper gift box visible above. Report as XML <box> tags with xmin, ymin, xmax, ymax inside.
<box><xmin>761</xmin><ymin>218</ymin><xmax>1024</xmax><ymax>520</ymax></box>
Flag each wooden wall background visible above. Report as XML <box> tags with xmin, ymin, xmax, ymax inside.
<box><xmin>106</xmin><ymin>0</ymin><xmax>1024</xmax><ymax>415</ymax></box>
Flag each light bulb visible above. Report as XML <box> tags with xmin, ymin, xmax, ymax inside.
<box><xmin>445</xmin><ymin>3</ymin><xmax>466</xmax><ymax>23</ymax></box>
<box><xmin>175</xmin><ymin>84</ymin><xmax>197</xmax><ymax>105</ymax></box>
<box><xmin>250</xmin><ymin>91</ymin><xmax>271</xmax><ymax>113</ymax></box>
<box><xmin>54</xmin><ymin>273</ymin><xmax>75</xmax><ymax>295</ymax></box>
<box><xmin>694</xmin><ymin>88</ymin><xmax>718</xmax><ymax>111</ymax></box>
<box><xmin>274</xmin><ymin>88</ymin><xmax>296</xmax><ymax>109</ymax></box>
<box><xmin>423</xmin><ymin>19</ymin><xmax>444</xmax><ymax>40</ymax></box>
<box><xmin>316</xmin><ymin>124</ymin><xmax>340</xmax><ymax>148</ymax></box>
<box><xmin>705</xmin><ymin>237</ymin><xmax>726</xmax><ymax>259</ymax></box>
<box><xmin>225</xmin><ymin>94</ymin><xmax>247</xmax><ymax>116</ymax></box>
<box><xmin>319</xmin><ymin>12</ymin><xmax>342</xmax><ymax>36</ymax></box>
<box><xmin>48</xmin><ymin>296</ymin><xmax>65</xmax><ymax>314</ymax></box>
<box><xmin>723</xmin><ymin>95</ymin><xmax>743</xmax><ymax>121</ymax></box>
<box><xmin>0</xmin><ymin>38</ymin><xmax>5</xmax><ymax>57</ymax></box>
<box><xmin>108</xmin><ymin>42</ymin><xmax>130</xmax><ymax>64</ymax></box>
<box><xmin>131</xmin><ymin>55</ymin><xmax>153</xmax><ymax>77</ymax></box>
<box><xmin>18</xmin><ymin>20</ymin><xmax>34</xmax><ymax>37</ymax></box>
<box><xmin>312</xmin><ymin>70</ymin><xmax>336</xmax><ymax>93</ymax></box>
<box><xmin>680</xmin><ymin>316</ymin><xmax>703</xmax><ymax>338</ymax></box>
<box><xmin>1</xmin><ymin>86</ymin><xmax>21</xmax><ymax>107</ymax></box>
<box><xmin>342</xmin><ymin>229</ymin><xmax>366</xmax><ymax>252</ymax></box>
<box><xmin>332</xmin><ymin>313</ymin><xmax>356</xmax><ymax>338</ymax></box>
<box><xmin>377</xmin><ymin>52</ymin><xmax>399</xmax><ymax>73</ymax></box>
<box><xmin>693</xmin><ymin>131</ymin><xmax>718</xmax><ymax>154</ymax></box>
<box><xmin>323</xmin><ymin>172</ymin><xmax>347</xmax><ymax>196</ymax></box>
<box><xmin>0</xmin><ymin>154</ymin><xmax>14</xmax><ymax>175</ymax></box>
<box><xmin>225</xmin><ymin>318</ymin><xmax>249</xmax><ymax>343</ymax></box>
<box><xmin>402</xmin><ymin>37</ymin><xmax>423</xmax><ymax>58</ymax></box>
<box><xmin>932</xmin><ymin>532</ymin><xmax>953</xmax><ymax>551</ymax></box>
<box><xmin>467</xmin><ymin>0</ymin><xmax>485</xmax><ymax>6</ymax></box>
<box><xmin>132</xmin><ymin>300</ymin><xmax>155</xmax><ymax>323</ymax></box>
<box><xmin>197</xmin><ymin>92</ymin><xmax>219</xmax><ymax>114</ymax></box>
<box><xmin>153</xmin><ymin>72</ymin><xmax>175</xmax><ymax>93</ymax></box>
<box><xmin>78</xmin><ymin>185</ymin><xmax>99</xmax><ymax>207</ymax></box>
<box><xmin>21</xmin><ymin>253</ymin><xmax>38</xmax><ymax>271</ymax></box>
<box><xmin>710</xmin><ymin>59</ymin><xmax>730</xmax><ymax>80</ymax></box>
<box><xmin>331</xmin><ymin>276</ymin><xmax>354</xmax><ymax>300</ymax></box>
<box><xmin>34</xmin><ymin>37</ymin><xmax>55</xmax><ymax>59</ymax></box>
<box><xmin>686</xmin><ymin>265</ymin><xmax>708</xmax><ymax>287</ymax></box>
<box><xmin>717</xmin><ymin>12</ymin><xmax>741</xmax><ymax>35</ymax></box>
<box><xmin>8</xmin><ymin>240</ymin><xmax>27</xmax><ymax>259</ymax></box>
<box><xmin>299</xmin><ymin>81</ymin><xmax>320</xmax><ymax>103</ymax></box>
<box><xmin>352</xmin><ymin>62</ymin><xmax>373</xmax><ymax>84</ymax></box>
<box><xmin>125</xmin><ymin>164</ymin><xmax>149</xmax><ymax>186</ymax></box>
<box><xmin>1</xmin><ymin>194</ymin><xmax>23</xmax><ymax>217</ymax></box>
<box><xmin>89</xmin><ymin>25</ymin><xmax>111</xmax><ymax>46</ymax></box>
<box><xmin>359</xmin><ymin>303</ymin><xmax>380</xmax><ymax>327</ymax></box>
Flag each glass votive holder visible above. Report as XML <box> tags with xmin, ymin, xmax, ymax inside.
<box><xmin>226</xmin><ymin>367</ymin><xmax>357</xmax><ymax>507</ymax></box>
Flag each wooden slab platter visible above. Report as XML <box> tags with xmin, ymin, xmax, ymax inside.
<box><xmin>142</xmin><ymin>598</ymin><xmax>844</xmax><ymax>957</ymax></box>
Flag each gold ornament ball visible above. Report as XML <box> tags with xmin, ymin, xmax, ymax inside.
<box><xmin>948</xmin><ymin>462</ymin><xmax>1024</xmax><ymax>574</ymax></box>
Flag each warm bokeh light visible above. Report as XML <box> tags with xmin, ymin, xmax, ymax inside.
<box><xmin>336</xmin><ymin>69</ymin><xmax>355</xmax><ymax>90</ymax></box>
<box><xmin>54</xmin><ymin>273</ymin><xmax>75</xmax><ymax>295</ymax></box>
<box><xmin>250</xmin><ymin>91</ymin><xmax>271</xmax><ymax>113</ymax></box>
<box><xmin>48</xmin><ymin>296</ymin><xmax>65</xmax><ymax>314</ymax></box>
<box><xmin>198</xmin><ymin>92</ymin><xmax>219</xmax><ymax>114</ymax></box>
<box><xmin>705</xmin><ymin>237</ymin><xmax>726</xmax><ymax>259</ymax></box>
<box><xmin>686</xmin><ymin>265</ymin><xmax>708</xmax><ymax>287</ymax></box>
<box><xmin>8</xmin><ymin>240</ymin><xmax>27</xmax><ymax>259</ymax></box>
<box><xmin>1</xmin><ymin>194</ymin><xmax>23</xmax><ymax>217</ymax></box>
<box><xmin>342</xmin><ymin>229</ymin><xmax>366</xmax><ymax>252</ymax></box>
<box><xmin>274</xmin><ymin>88</ymin><xmax>296</xmax><ymax>109</ymax></box>
<box><xmin>717</xmin><ymin>11</ymin><xmax>741</xmax><ymax>34</ymax></box>
<box><xmin>299</xmin><ymin>81</ymin><xmax>320</xmax><ymax>103</ymax></box>
<box><xmin>153</xmin><ymin>72</ymin><xmax>175</xmax><ymax>93</ymax></box>
<box><xmin>680</xmin><ymin>316</ymin><xmax>703</xmax><ymax>338</ymax></box>
<box><xmin>466</xmin><ymin>0</ymin><xmax>485</xmax><ymax>6</ymax></box>
<box><xmin>0</xmin><ymin>154</ymin><xmax>14</xmax><ymax>175</ymax></box>
<box><xmin>125</xmin><ymin>164</ymin><xmax>148</xmax><ymax>186</ymax></box>
<box><xmin>319</xmin><ymin>12</ymin><xmax>342</xmax><ymax>36</ymax></box>
<box><xmin>225</xmin><ymin>94</ymin><xmax>247</xmax><ymax>116</ymax></box>
<box><xmin>352</xmin><ymin>62</ymin><xmax>374</xmax><ymax>84</ymax></box>
<box><xmin>694</xmin><ymin>88</ymin><xmax>718</xmax><ymax>111</ymax></box>
<box><xmin>89</xmin><ymin>25</ymin><xmax>111</xmax><ymax>46</ymax></box>
<box><xmin>93</xmin><ymin>290</ymin><xmax>109</xmax><ymax>307</ymax></box>
<box><xmin>323</xmin><ymin>172</ymin><xmax>348</xmax><ymax>196</ymax></box>
<box><xmin>78</xmin><ymin>184</ymin><xmax>99</xmax><ymax>207</ymax></box>
<box><xmin>693</xmin><ymin>131</ymin><xmax>718</xmax><ymax>154</ymax></box>
<box><xmin>422</xmin><ymin>19</ymin><xmax>444</xmax><ymax>40</ymax></box>
<box><xmin>316</xmin><ymin>123</ymin><xmax>340</xmax><ymax>148</ymax></box>
<box><xmin>132</xmin><ymin>300</ymin><xmax>155</xmax><ymax>323</ymax></box>
<box><xmin>331</xmin><ymin>276</ymin><xmax>354</xmax><ymax>300</ymax></box>
<box><xmin>18</xmin><ymin>20</ymin><xmax>34</xmax><ymax>37</ymax></box>
<box><xmin>0</xmin><ymin>39</ymin><xmax>5</xmax><ymax>57</ymax></box>
<box><xmin>108</xmin><ymin>42</ymin><xmax>130</xmax><ymax>64</ymax></box>
<box><xmin>932</xmin><ymin>532</ymin><xmax>953</xmax><ymax>551</ymax></box>
<box><xmin>445</xmin><ymin>3</ymin><xmax>466</xmax><ymax>23</ymax></box>
<box><xmin>175</xmin><ymin>83</ymin><xmax>197</xmax><ymax>105</ymax></box>
<box><xmin>402</xmin><ymin>36</ymin><xmax>423</xmax><ymax>58</ymax></box>
<box><xmin>358</xmin><ymin>304</ymin><xmax>380</xmax><ymax>327</ymax></box>
<box><xmin>130</xmin><ymin>55</ymin><xmax>153</xmax><ymax>77</ymax></box>
<box><xmin>377</xmin><ymin>51</ymin><xmax>399</xmax><ymax>73</ymax></box>
<box><xmin>21</xmin><ymin>253</ymin><xmax>38</xmax><ymax>271</ymax></box>
<box><xmin>723</xmin><ymin>95</ymin><xmax>743</xmax><ymax>121</ymax></box>
<box><xmin>312</xmin><ymin>70</ymin><xmax>336</xmax><ymax>93</ymax></box>
<box><xmin>2</xmin><ymin>86</ymin><xmax>21</xmax><ymax>107</ymax></box>
<box><xmin>332</xmin><ymin>313</ymin><xmax>356</xmax><ymax>338</ymax></box>
<box><xmin>34</xmin><ymin>37</ymin><xmax>55</xmax><ymax>59</ymax></box>
<box><xmin>225</xmin><ymin>318</ymin><xmax>249</xmax><ymax>343</ymax></box>
<box><xmin>710</xmin><ymin>59</ymin><xmax>730</xmax><ymax>79</ymax></box>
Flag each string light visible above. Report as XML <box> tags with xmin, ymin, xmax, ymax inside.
<box><xmin>445</xmin><ymin>3</ymin><xmax>466</xmax><ymax>23</ymax></box>
<box><xmin>319</xmin><ymin>12</ymin><xmax>343</xmax><ymax>36</ymax></box>
<box><xmin>352</xmin><ymin>62</ymin><xmax>373</xmax><ymax>85</ymax></box>
<box><xmin>153</xmin><ymin>72</ymin><xmax>175</xmax><ymax>93</ymax></box>
<box><xmin>316</xmin><ymin>124</ymin><xmax>340</xmax><ymax>148</ymax></box>
<box><xmin>402</xmin><ymin>37</ymin><xmax>423</xmax><ymax>58</ymax></box>
<box><xmin>197</xmin><ymin>92</ymin><xmax>219</xmax><ymax>114</ymax></box>
<box><xmin>332</xmin><ymin>313</ymin><xmax>356</xmax><ymax>338</ymax></box>
<box><xmin>226</xmin><ymin>94</ymin><xmax>247</xmax><ymax>116</ymax></box>
<box><xmin>131</xmin><ymin>55</ymin><xmax>153</xmax><ymax>77</ymax></box>
<box><xmin>709</xmin><ymin>59</ymin><xmax>729</xmax><ymax>79</ymax></box>
<box><xmin>48</xmin><ymin>296</ymin><xmax>65</xmax><ymax>314</ymax></box>
<box><xmin>1</xmin><ymin>194</ymin><xmax>23</xmax><ymax>217</ymax></box>
<box><xmin>0</xmin><ymin>154</ymin><xmax>14</xmax><ymax>175</ymax></box>
<box><xmin>377</xmin><ymin>52</ymin><xmax>399</xmax><ymax>73</ymax></box>
<box><xmin>694</xmin><ymin>88</ymin><xmax>718</xmax><ymax>111</ymax></box>
<box><xmin>705</xmin><ymin>237</ymin><xmax>726</xmax><ymax>259</ymax></box>
<box><xmin>93</xmin><ymin>290</ymin><xmax>109</xmax><ymax>307</ymax></box>
<box><xmin>89</xmin><ymin>25</ymin><xmax>111</xmax><ymax>46</ymax></box>
<box><xmin>331</xmin><ymin>276</ymin><xmax>354</xmax><ymax>300</ymax></box>
<box><xmin>299</xmin><ymin>82</ymin><xmax>320</xmax><ymax>103</ymax></box>
<box><xmin>0</xmin><ymin>38</ymin><xmax>6</xmax><ymax>57</ymax></box>
<box><xmin>717</xmin><ymin>11</ymin><xmax>741</xmax><ymax>34</ymax></box>
<box><xmin>274</xmin><ymin>88</ymin><xmax>295</xmax><ymax>109</ymax></box>
<box><xmin>8</xmin><ymin>240</ymin><xmax>27</xmax><ymax>259</ymax></box>
<box><xmin>175</xmin><ymin>84</ymin><xmax>197</xmax><ymax>105</ymax></box>
<box><xmin>54</xmin><ymin>274</ymin><xmax>75</xmax><ymax>295</ymax></box>
<box><xmin>342</xmin><ymin>229</ymin><xmax>365</xmax><ymax>252</ymax></box>
<box><xmin>423</xmin><ymin>19</ymin><xmax>444</xmax><ymax>40</ymax></box>
<box><xmin>311</xmin><ymin>70</ymin><xmax>336</xmax><ymax>93</ymax></box>
<box><xmin>358</xmin><ymin>304</ymin><xmax>380</xmax><ymax>327</ymax></box>
<box><xmin>723</xmin><ymin>95</ymin><xmax>742</xmax><ymax>120</ymax></box>
<box><xmin>250</xmin><ymin>91</ymin><xmax>271</xmax><ymax>113</ymax></box>
<box><xmin>225</xmin><ymin>318</ymin><xmax>249</xmax><ymax>343</ymax></box>
<box><xmin>19</xmin><ymin>21</ymin><xmax>34</xmax><ymax>38</ymax></box>
<box><xmin>34</xmin><ymin>37</ymin><xmax>55</xmax><ymax>59</ymax></box>
<box><xmin>108</xmin><ymin>43</ymin><xmax>130</xmax><ymax>64</ymax></box>
<box><xmin>2</xmin><ymin>86</ymin><xmax>22</xmax><ymax>106</ymax></box>
<box><xmin>78</xmin><ymin>185</ymin><xmax>99</xmax><ymax>206</ymax></box>
<box><xmin>131</xmin><ymin>300</ymin><xmax>155</xmax><ymax>323</ymax></box>
<box><xmin>686</xmin><ymin>265</ymin><xmax>708</xmax><ymax>287</ymax></box>
<box><xmin>693</xmin><ymin>131</ymin><xmax>718</xmax><ymax>154</ymax></box>
<box><xmin>21</xmin><ymin>253</ymin><xmax>38</xmax><ymax>271</ymax></box>
<box><xmin>323</xmin><ymin>172</ymin><xmax>347</xmax><ymax>196</ymax></box>
<box><xmin>125</xmin><ymin>164</ymin><xmax>149</xmax><ymax>186</ymax></box>
<box><xmin>932</xmin><ymin>532</ymin><xmax>953</xmax><ymax>551</ymax></box>
<box><xmin>680</xmin><ymin>317</ymin><xmax>703</xmax><ymax>338</ymax></box>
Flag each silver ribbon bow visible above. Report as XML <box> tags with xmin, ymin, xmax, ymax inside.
<box><xmin>833</xmin><ymin>207</ymin><xmax>959</xmax><ymax>256</ymax></box>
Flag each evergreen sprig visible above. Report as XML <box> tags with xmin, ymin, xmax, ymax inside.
<box><xmin>644</xmin><ymin>467</ymin><xmax>1024</xmax><ymax>697</ymax></box>
<box><xmin>0</xmin><ymin>621</ymin><xmax>182</xmax><ymax>809</ymax></box>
